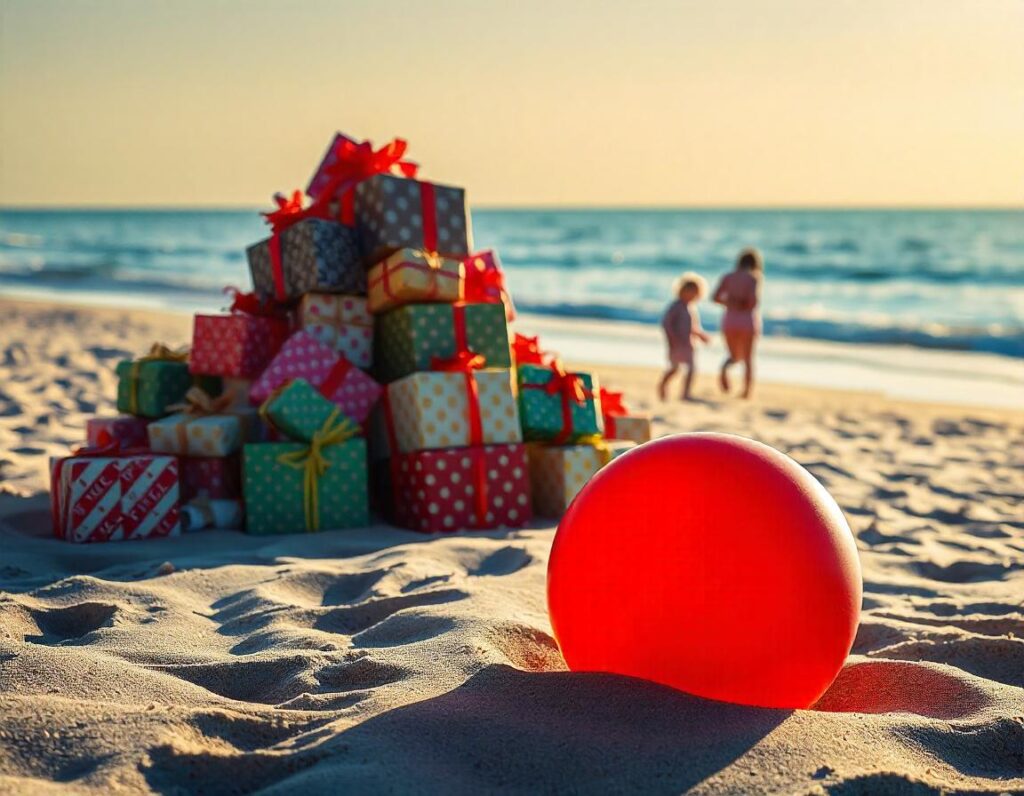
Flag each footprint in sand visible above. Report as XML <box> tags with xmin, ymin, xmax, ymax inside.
<box><xmin>14</xmin><ymin>601</ymin><xmax>120</xmax><ymax>645</ymax></box>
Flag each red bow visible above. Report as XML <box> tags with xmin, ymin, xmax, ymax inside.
<box><xmin>430</xmin><ymin>349</ymin><xmax>486</xmax><ymax>372</ymax></box>
<box><xmin>223</xmin><ymin>286</ymin><xmax>284</xmax><ymax>318</ymax></box>
<box><xmin>311</xmin><ymin>137</ymin><xmax>418</xmax><ymax>225</ymax></box>
<box><xmin>545</xmin><ymin>360</ymin><xmax>587</xmax><ymax>405</ymax></box>
<box><xmin>599</xmin><ymin>388</ymin><xmax>628</xmax><ymax>417</ymax></box>
<box><xmin>512</xmin><ymin>333</ymin><xmax>546</xmax><ymax>365</ymax></box>
<box><xmin>263</xmin><ymin>189</ymin><xmax>308</xmax><ymax>232</ymax></box>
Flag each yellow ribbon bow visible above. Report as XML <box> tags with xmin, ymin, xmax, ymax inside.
<box><xmin>128</xmin><ymin>343</ymin><xmax>190</xmax><ymax>415</ymax></box>
<box><xmin>276</xmin><ymin>408</ymin><xmax>360</xmax><ymax>532</ymax></box>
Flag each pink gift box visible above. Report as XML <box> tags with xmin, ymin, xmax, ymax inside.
<box><xmin>248</xmin><ymin>330</ymin><xmax>382</xmax><ymax>424</ymax></box>
<box><xmin>86</xmin><ymin>416</ymin><xmax>151</xmax><ymax>449</ymax></box>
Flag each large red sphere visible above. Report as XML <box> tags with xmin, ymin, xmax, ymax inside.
<box><xmin>547</xmin><ymin>433</ymin><xmax>862</xmax><ymax>709</ymax></box>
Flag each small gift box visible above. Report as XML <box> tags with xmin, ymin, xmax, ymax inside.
<box><xmin>463</xmin><ymin>250</ymin><xmax>515</xmax><ymax>321</ymax></box>
<box><xmin>305</xmin><ymin>133</ymin><xmax>418</xmax><ymax>215</ymax></box>
<box><xmin>247</xmin><ymin>217</ymin><xmax>364</xmax><ymax>303</ymax></box>
<box><xmin>385</xmin><ymin>443</ymin><xmax>532</xmax><ymax>533</ymax></box>
<box><xmin>85</xmin><ymin>415</ymin><xmax>151</xmax><ymax>449</ymax></box>
<box><xmin>297</xmin><ymin>293</ymin><xmax>373</xmax><ymax>369</ymax></box>
<box><xmin>116</xmin><ymin>345</ymin><xmax>220</xmax><ymax>419</ymax></box>
<box><xmin>527</xmin><ymin>440</ymin><xmax>635</xmax><ymax>517</ymax></box>
<box><xmin>243</xmin><ymin>432</ymin><xmax>368</xmax><ymax>535</ymax></box>
<box><xmin>180</xmin><ymin>454</ymin><xmax>241</xmax><ymax>501</ymax></box>
<box><xmin>599</xmin><ymin>389</ymin><xmax>652</xmax><ymax>444</ymax></box>
<box><xmin>249</xmin><ymin>330</ymin><xmax>382</xmax><ymax>424</ymax></box>
<box><xmin>378</xmin><ymin>369</ymin><xmax>521</xmax><ymax>456</ymax></box>
<box><xmin>190</xmin><ymin>302</ymin><xmax>290</xmax><ymax>379</ymax></box>
<box><xmin>355</xmin><ymin>174</ymin><xmax>471</xmax><ymax>264</ymax></box>
<box><xmin>259</xmin><ymin>378</ymin><xmax>342</xmax><ymax>443</ymax></box>
<box><xmin>50</xmin><ymin>451</ymin><xmax>181</xmax><ymax>543</ymax></box>
<box><xmin>181</xmin><ymin>498</ymin><xmax>244</xmax><ymax>532</ymax></box>
<box><xmin>517</xmin><ymin>363</ymin><xmax>601</xmax><ymax>443</ymax></box>
<box><xmin>374</xmin><ymin>302</ymin><xmax>511</xmax><ymax>383</ymax></box>
<box><xmin>148</xmin><ymin>414</ymin><xmax>242</xmax><ymax>457</ymax></box>
<box><xmin>367</xmin><ymin>248</ymin><xmax>463</xmax><ymax>315</ymax></box>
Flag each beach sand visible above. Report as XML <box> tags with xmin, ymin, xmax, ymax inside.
<box><xmin>1</xmin><ymin>297</ymin><xmax>1022</xmax><ymax>794</ymax></box>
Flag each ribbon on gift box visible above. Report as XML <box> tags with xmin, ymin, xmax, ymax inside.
<box><xmin>463</xmin><ymin>251</ymin><xmax>515</xmax><ymax>320</ymax></box>
<box><xmin>370</xmin><ymin>249</ymin><xmax>462</xmax><ymax>307</ymax></box>
<box><xmin>164</xmin><ymin>385</ymin><xmax>240</xmax><ymax>453</ymax></box>
<box><xmin>126</xmin><ymin>343</ymin><xmax>190</xmax><ymax>415</ymax></box>
<box><xmin>223</xmin><ymin>286</ymin><xmax>288</xmax><ymax>319</ymax></box>
<box><xmin>314</xmin><ymin>137</ymin><xmax>418</xmax><ymax>226</ymax></box>
<box><xmin>512</xmin><ymin>333</ymin><xmax>546</xmax><ymax>366</ymax></box>
<box><xmin>318</xmin><ymin>357</ymin><xmax>355</xmax><ymax>400</ymax></box>
<box><xmin>522</xmin><ymin>359</ymin><xmax>594</xmax><ymax>444</ymax></box>
<box><xmin>598</xmin><ymin>388</ymin><xmax>628</xmax><ymax>440</ymax></box>
<box><xmin>276</xmin><ymin>408</ymin><xmax>360</xmax><ymax>532</ymax></box>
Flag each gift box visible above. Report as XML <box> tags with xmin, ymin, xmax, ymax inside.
<box><xmin>180</xmin><ymin>454</ymin><xmax>241</xmax><ymax>501</ymax></box>
<box><xmin>249</xmin><ymin>330</ymin><xmax>382</xmax><ymax>424</ymax></box>
<box><xmin>116</xmin><ymin>349</ymin><xmax>220</xmax><ymax>419</ymax></box>
<box><xmin>374</xmin><ymin>302</ymin><xmax>511</xmax><ymax>383</ymax></box>
<box><xmin>305</xmin><ymin>133</ymin><xmax>417</xmax><ymax>211</ymax></box>
<box><xmin>599</xmin><ymin>389</ymin><xmax>652</xmax><ymax>444</ymax></box>
<box><xmin>246</xmin><ymin>217</ymin><xmax>364</xmax><ymax>302</ymax></box>
<box><xmin>385</xmin><ymin>443</ymin><xmax>532</xmax><ymax>533</ymax></box>
<box><xmin>463</xmin><ymin>250</ymin><xmax>515</xmax><ymax>321</ymax></box>
<box><xmin>527</xmin><ymin>441</ymin><xmax>635</xmax><ymax>517</ymax></box>
<box><xmin>297</xmin><ymin>293</ymin><xmax>373</xmax><ymax>369</ymax></box>
<box><xmin>190</xmin><ymin>312</ymin><xmax>289</xmax><ymax>378</ymax></box>
<box><xmin>85</xmin><ymin>415</ymin><xmax>151</xmax><ymax>449</ymax></box>
<box><xmin>181</xmin><ymin>498</ymin><xmax>244</xmax><ymax>532</ymax></box>
<box><xmin>148</xmin><ymin>414</ymin><xmax>242</xmax><ymax>457</ymax></box>
<box><xmin>50</xmin><ymin>452</ymin><xmax>181</xmax><ymax>543</ymax></box>
<box><xmin>517</xmin><ymin>363</ymin><xmax>601</xmax><ymax>443</ymax></box>
<box><xmin>243</xmin><ymin>438</ymin><xmax>369</xmax><ymax>534</ymax></box>
<box><xmin>367</xmin><ymin>248</ymin><xmax>463</xmax><ymax>315</ymax></box>
<box><xmin>355</xmin><ymin>174</ymin><xmax>471</xmax><ymax>263</ymax></box>
<box><xmin>259</xmin><ymin>378</ymin><xmax>348</xmax><ymax>443</ymax></box>
<box><xmin>378</xmin><ymin>369</ymin><xmax>520</xmax><ymax>456</ymax></box>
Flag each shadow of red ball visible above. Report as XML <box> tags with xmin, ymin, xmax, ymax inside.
<box><xmin>547</xmin><ymin>433</ymin><xmax>862</xmax><ymax>710</ymax></box>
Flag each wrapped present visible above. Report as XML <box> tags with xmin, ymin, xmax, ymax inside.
<box><xmin>355</xmin><ymin>174</ymin><xmax>471</xmax><ymax>263</ymax></box>
<box><xmin>527</xmin><ymin>440</ymin><xmax>635</xmax><ymax>517</ymax></box>
<box><xmin>297</xmin><ymin>293</ymin><xmax>373</xmax><ymax>369</ymax></box>
<box><xmin>386</xmin><ymin>443</ymin><xmax>532</xmax><ymax>533</ymax></box>
<box><xmin>374</xmin><ymin>302</ymin><xmax>511</xmax><ymax>383</ymax></box>
<box><xmin>86</xmin><ymin>415</ymin><xmax>151</xmax><ymax>449</ymax></box>
<box><xmin>116</xmin><ymin>344</ymin><xmax>219</xmax><ymax>419</ymax></box>
<box><xmin>517</xmin><ymin>362</ymin><xmax>601</xmax><ymax>443</ymax></box>
<box><xmin>367</xmin><ymin>248</ymin><xmax>463</xmax><ymax>315</ymax></box>
<box><xmin>189</xmin><ymin>291</ymin><xmax>290</xmax><ymax>378</ymax></box>
<box><xmin>243</xmin><ymin>412</ymin><xmax>369</xmax><ymax>534</ymax></box>
<box><xmin>247</xmin><ymin>211</ymin><xmax>364</xmax><ymax>303</ymax></box>
<box><xmin>463</xmin><ymin>250</ymin><xmax>515</xmax><ymax>321</ymax></box>
<box><xmin>50</xmin><ymin>448</ymin><xmax>180</xmax><ymax>543</ymax></box>
<box><xmin>181</xmin><ymin>498</ymin><xmax>244</xmax><ymax>531</ymax></box>
<box><xmin>305</xmin><ymin>133</ymin><xmax>418</xmax><ymax>215</ymax></box>
<box><xmin>180</xmin><ymin>454</ymin><xmax>241</xmax><ymax>501</ymax></box>
<box><xmin>259</xmin><ymin>378</ymin><xmax>341</xmax><ymax>443</ymax></box>
<box><xmin>379</xmin><ymin>368</ymin><xmax>520</xmax><ymax>456</ymax></box>
<box><xmin>249</xmin><ymin>330</ymin><xmax>382</xmax><ymax>424</ymax></box>
<box><xmin>511</xmin><ymin>333</ymin><xmax>547</xmax><ymax>366</ymax></box>
<box><xmin>599</xmin><ymin>388</ymin><xmax>652</xmax><ymax>444</ymax></box>
<box><xmin>146</xmin><ymin>386</ymin><xmax>260</xmax><ymax>456</ymax></box>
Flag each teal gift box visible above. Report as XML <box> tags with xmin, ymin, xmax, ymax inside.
<box><xmin>242</xmin><ymin>438</ymin><xmax>368</xmax><ymax>534</ymax></box>
<box><xmin>516</xmin><ymin>364</ymin><xmax>601</xmax><ymax>443</ymax></box>
<box><xmin>259</xmin><ymin>378</ymin><xmax>347</xmax><ymax>443</ymax></box>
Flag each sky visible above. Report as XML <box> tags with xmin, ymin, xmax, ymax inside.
<box><xmin>0</xmin><ymin>0</ymin><xmax>1021</xmax><ymax>208</ymax></box>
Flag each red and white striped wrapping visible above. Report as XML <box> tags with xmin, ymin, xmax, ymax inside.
<box><xmin>50</xmin><ymin>454</ymin><xmax>181</xmax><ymax>543</ymax></box>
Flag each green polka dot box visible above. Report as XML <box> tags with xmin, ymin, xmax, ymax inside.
<box><xmin>516</xmin><ymin>364</ymin><xmax>602</xmax><ymax>442</ymax></box>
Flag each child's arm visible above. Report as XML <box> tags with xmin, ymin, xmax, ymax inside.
<box><xmin>691</xmin><ymin>307</ymin><xmax>711</xmax><ymax>344</ymax></box>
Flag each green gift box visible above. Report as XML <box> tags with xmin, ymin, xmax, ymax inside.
<box><xmin>115</xmin><ymin>357</ymin><xmax>221</xmax><ymax>419</ymax></box>
<box><xmin>259</xmin><ymin>378</ymin><xmax>352</xmax><ymax>443</ymax></box>
<box><xmin>516</xmin><ymin>364</ymin><xmax>601</xmax><ymax>443</ymax></box>
<box><xmin>242</xmin><ymin>438</ymin><xmax>368</xmax><ymax>534</ymax></box>
<box><xmin>373</xmin><ymin>302</ymin><xmax>511</xmax><ymax>383</ymax></box>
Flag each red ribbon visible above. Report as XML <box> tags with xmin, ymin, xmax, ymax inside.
<box><xmin>223</xmin><ymin>286</ymin><xmax>285</xmax><ymax>318</ymax></box>
<box><xmin>51</xmin><ymin>442</ymin><xmax>151</xmax><ymax>537</ymax></box>
<box><xmin>512</xmin><ymin>333</ymin><xmax>546</xmax><ymax>366</ymax></box>
<box><xmin>313</xmin><ymin>137</ymin><xmax>418</xmax><ymax>225</ymax></box>
<box><xmin>419</xmin><ymin>181</ymin><xmax>438</xmax><ymax>253</ymax></box>
<box><xmin>318</xmin><ymin>357</ymin><xmax>354</xmax><ymax>400</ymax></box>
<box><xmin>463</xmin><ymin>251</ymin><xmax>514</xmax><ymax>319</ymax></box>
<box><xmin>262</xmin><ymin>190</ymin><xmax>307</xmax><ymax>302</ymax></box>
<box><xmin>523</xmin><ymin>360</ymin><xmax>593</xmax><ymax>444</ymax></box>
<box><xmin>370</xmin><ymin>251</ymin><xmax>458</xmax><ymax>306</ymax></box>
<box><xmin>599</xmin><ymin>388</ymin><xmax>628</xmax><ymax>440</ymax></box>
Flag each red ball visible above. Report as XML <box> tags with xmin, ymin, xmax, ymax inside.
<box><xmin>547</xmin><ymin>433</ymin><xmax>861</xmax><ymax>709</ymax></box>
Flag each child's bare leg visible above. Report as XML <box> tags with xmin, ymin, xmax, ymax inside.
<box><xmin>682</xmin><ymin>362</ymin><xmax>695</xmax><ymax>400</ymax></box>
<box><xmin>740</xmin><ymin>338</ymin><xmax>755</xmax><ymax>399</ymax></box>
<box><xmin>719</xmin><ymin>359</ymin><xmax>733</xmax><ymax>393</ymax></box>
<box><xmin>658</xmin><ymin>366</ymin><xmax>678</xmax><ymax>401</ymax></box>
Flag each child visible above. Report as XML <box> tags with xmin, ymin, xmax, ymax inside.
<box><xmin>659</xmin><ymin>272</ymin><xmax>710</xmax><ymax>401</ymax></box>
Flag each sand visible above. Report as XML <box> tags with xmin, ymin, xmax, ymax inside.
<box><xmin>1</xmin><ymin>296</ymin><xmax>1022</xmax><ymax>795</ymax></box>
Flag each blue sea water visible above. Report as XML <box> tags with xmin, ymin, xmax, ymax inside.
<box><xmin>0</xmin><ymin>208</ymin><xmax>1022</xmax><ymax>358</ymax></box>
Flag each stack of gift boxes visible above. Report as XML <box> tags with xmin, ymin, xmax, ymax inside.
<box><xmin>49</xmin><ymin>132</ymin><xmax>654</xmax><ymax>543</ymax></box>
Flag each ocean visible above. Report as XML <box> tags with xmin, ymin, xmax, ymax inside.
<box><xmin>1</xmin><ymin>208</ymin><xmax>1022</xmax><ymax>359</ymax></box>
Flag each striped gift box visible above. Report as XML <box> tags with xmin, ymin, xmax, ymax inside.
<box><xmin>50</xmin><ymin>454</ymin><xmax>181</xmax><ymax>543</ymax></box>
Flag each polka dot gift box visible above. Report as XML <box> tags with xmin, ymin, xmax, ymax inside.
<box><xmin>260</xmin><ymin>378</ymin><xmax>344</xmax><ymax>444</ymax></box>
<box><xmin>385</xmin><ymin>443</ymin><xmax>532</xmax><ymax>533</ymax></box>
<box><xmin>242</xmin><ymin>438</ymin><xmax>369</xmax><ymax>535</ymax></box>
<box><xmin>379</xmin><ymin>370</ymin><xmax>521</xmax><ymax>455</ymax></box>
<box><xmin>599</xmin><ymin>388</ymin><xmax>653</xmax><ymax>444</ymax></box>
<box><xmin>179</xmin><ymin>454</ymin><xmax>241</xmax><ymax>502</ymax></box>
<box><xmin>249</xmin><ymin>330</ymin><xmax>383</xmax><ymax>425</ymax></box>
<box><xmin>116</xmin><ymin>357</ymin><xmax>221</xmax><ymax>419</ymax></box>
<box><xmin>297</xmin><ymin>293</ymin><xmax>373</xmax><ymax>369</ymax></box>
<box><xmin>516</xmin><ymin>363</ymin><xmax>602</xmax><ymax>443</ymax></box>
<box><xmin>374</xmin><ymin>302</ymin><xmax>512</xmax><ymax>384</ymax></box>
<box><xmin>526</xmin><ymin>440</ymin><xmax>636</xmax><ymax>518</ymax></box>
<box><xmin>147</xmin><ymin>413</ymin><xmax>242</xmax><ymax>457</ymax></box>
<box><xmin>190</xmin><ymin>312</ymin><xmax>290</xmax><ymax>379</ymax></box>
<box><xmin>86</xmin><ymin>415</ymin><xmax>151</xmax><ymax>449</ymax></box>
<box><xmin>354</xmin><ymin>174</ymin><xmax>471</xmax><ymax>265</ymax></box>
<box><xmin>367</xmin><ymin>248</ymin><xmax>464</xmax><ymax>315</ymax></box>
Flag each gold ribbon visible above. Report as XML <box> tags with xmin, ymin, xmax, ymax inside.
<box><xmin>579</xmin><ymin>435</ymin><xmax>613</xmax><ymax>467</ymax></box>
<box><xmin>127</xmin><ymin>343</ymin><xmax>189</xmax><ymax>415</ymax></box>
<box><xmin>276</xmin><ymin>408</ymin><xmax>360</xmax><ymax>531</ymax></box>
<box><xmin>165</xmin><ymin>385</ymin><xmax>239</xmax><ymax>454</ymax></box>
